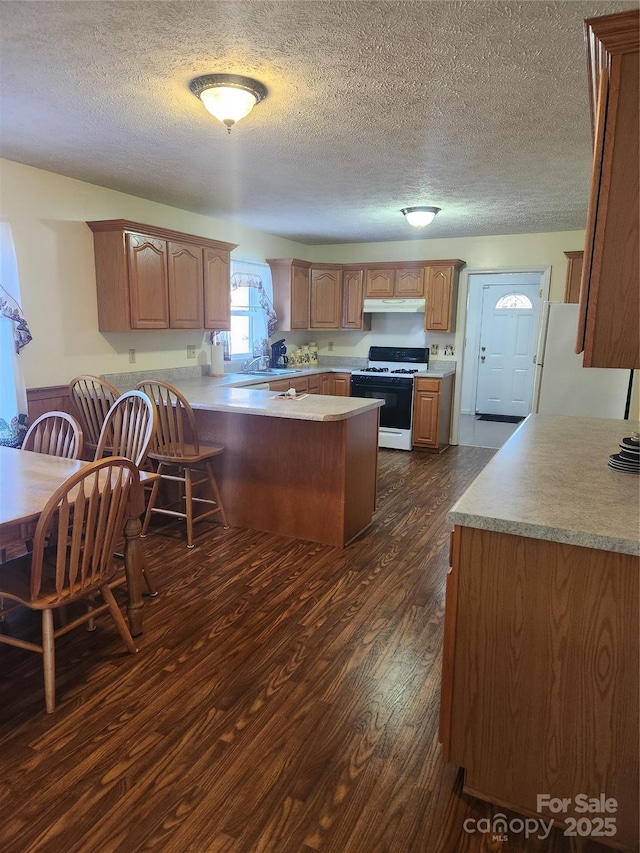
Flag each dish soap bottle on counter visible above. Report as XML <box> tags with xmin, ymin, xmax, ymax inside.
<box><xmin>309</xmin><ymin>342</ymin><xmax>318</xmax><ymax>366</ymax></box>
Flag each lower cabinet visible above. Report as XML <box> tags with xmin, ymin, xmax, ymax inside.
<box><xmin>441</xmin><ymin>525</ymin><xmax>639</xmax><ymax>851</ymax></box>
<box><xmin>412</xmin><ymin>375</ymin><xmax>453</xmax><ymax>452</ymax></box>
<box><xmin>307</xmin><ymin>374</ymin><xmax>321</xmax><ymax>394</ymax></box>
<box><xmin>331</xmin><ymin>373</ymin><xmax>351</xmax><ymax>396</ymax></box>
<box><xmin>269</xmin><ymin>372</ymin><xmax>351</xmax><ymax>397</ymax></box>
<box><xmin>269</xmin><ymin>377</ymin><xmax>309</xmax><ymax>394</ymax></box>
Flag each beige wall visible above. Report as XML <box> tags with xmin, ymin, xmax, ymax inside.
<box><xmin>1</xmin><ymin>157</ymin><xmax>587</xmax><ymax>391</ymax></box>
<box><xmin>0</xmin><ymin>159</ymin><xmax>307</xmax><ymax>387</ymax></box>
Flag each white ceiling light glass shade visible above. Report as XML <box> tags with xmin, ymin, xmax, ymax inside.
<box><xmin>401</xmin><ymin>206</ymin><xmax>441</xmax><ymax>227</ymax></box>
<box><xmin>189</xmin><ymin>74</ymin><xmax>267</xmax><ymax>132</ymax></box>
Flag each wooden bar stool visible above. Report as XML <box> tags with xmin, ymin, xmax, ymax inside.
<box><xmin>69</xmin><ymin>375</ymin><xmax>119</xmax><ymax>458</ymax></box>
<box><xmin>135</xmin><ymin>380</ymin><xmax>228</xmax><ymax>548</ymax></box>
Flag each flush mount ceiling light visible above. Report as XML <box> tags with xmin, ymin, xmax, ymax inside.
<box><xmin>189</xmin><ymin>73</ymin><xmax>267</xmax><ymax>132</ymax></box>
<box><xmin>401</xmin><ymin>206</ymin><xmax>441</xmax><ymax>227</ymax></box>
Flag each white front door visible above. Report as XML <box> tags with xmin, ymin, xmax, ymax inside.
<box><xmin>475</xmin><ymin>284</ymin><xmax>540</xmax><ymax>417</ymax></box>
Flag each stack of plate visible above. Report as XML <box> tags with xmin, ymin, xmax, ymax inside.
<box><xmin>608</xmin><ymin>434</ymin><xmax>640</xmax><ymax>474</ymax></box>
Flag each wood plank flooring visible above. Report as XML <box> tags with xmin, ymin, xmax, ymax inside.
<box><xmin>0</xmin><ymin>447</ymin><xmax>616</xmax><ymax>853</ymax></box>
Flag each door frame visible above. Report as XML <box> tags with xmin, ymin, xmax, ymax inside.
<box><xmin>450</xmin><ymin>266</ymin><xmax>551</xmax><ymax>445</ymax></box>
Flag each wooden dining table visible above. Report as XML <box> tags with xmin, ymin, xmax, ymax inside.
<box><xmin>0</xmin><ymin>445</ymin><xmax>151</xmax><ymax>636</ymax></box>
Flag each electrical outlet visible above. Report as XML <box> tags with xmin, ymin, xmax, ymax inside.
<box><xmin>444</xmin><ymin>344</ymin><xmax>455</xmax><ymax>356</ymax></box>
<box><xmin>128</xmin><ymin>348</ymin><xmax>136</xmax><ymax>364</ymax></box>
<box><xmin>328</xmin><ymin>341</ymin><xmax>334</xmax><ymax>352</ymax></box>
<box><xmin>187</xmin><ymin>345</ymin><xmax>196</xmax><ymax>359</ymax></box>
<box><xmin>430</xmin><ymin>344</ymin><xmax>439</xmax><ymax>355</ymax></box>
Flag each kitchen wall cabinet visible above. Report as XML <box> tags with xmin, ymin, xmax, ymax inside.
<box><xmin>364</xmin><ymin>264</ymin><xmax>424</xmax><ymax>298</ymax></box>
<box><xmin>424</xmin><ymin>262</ymin><xmax>464</xmax><ymax>333</ymax></box>
<box><xmin>576</xmin><ymin>10</ymin><xmax>639</xmax><ymax>368</ymax></box>
<box><xmin>127</xmin><ymin>233</ymin><xmax>169</xmax><ymax>329</ymax></box>
<box><xmin>87</xmin><ymin>220</ymin><xmax>237</xmax><ymax>332</ymax></box>
<box><xmin>412</xmin><ymin>375</ymin><xmax>454</xmax><ymax>452</ymax></box>
<box><xmin>310</xmin><ymin>265</ymin><xmax>342</xmax><ymax>330</ymax></box>
<box><xmin>563</xmin><ymin>250</ymin><xmax>583</xmax><ymax>304</ymax></box>
<box><xmin>267</xmin><ymin>258</ymin><xmax>311</xmax><ymax>331</ymax></box>
<box><xmin>203</xmin><ymin>247</ymin><xmax>231</xmax><ymax>329</ymax></box>
<box><xmin>341</xmin><ymin>268</ymin><xmax>369</xmax><ymax>330</ymax></box>
<box><xmin>168</xmin><ymin>241</ymin><xmax>203</xmax><ymax>329</ymax></box>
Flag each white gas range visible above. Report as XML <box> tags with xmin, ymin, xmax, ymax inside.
<box><xmin>350</xmin><ymin>346</ymin><xmax>430</xmax><ymax>450</ymax></box>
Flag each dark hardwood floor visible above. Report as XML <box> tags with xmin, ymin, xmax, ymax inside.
<box><xmin>0</xmin><ymin>447</ymin><xmax>615</xmax><ymax>852</ymax></box>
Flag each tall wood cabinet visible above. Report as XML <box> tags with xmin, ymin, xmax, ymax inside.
<box><xmin>342</xmin><ymin>267</ymin><xmax>367</xmax><ymax>330</ymax></box>
<box><xmin>576</xmin><ymin>10</ymin><xmax>639</xmax><ymax>368</ymax></box>
<box><xmin>310</xmin><ymin>265</ymin><xmax>342</xmax><ymax>330</ymax></box>
<box><xmin>267</xmin><ymin>258</ymin><xmax>311</xmax><ymax>331</ymax></box>
<box><xmin>87</xmin><ymin>220</ymin><xmax>237</xmax><ymax>332</ymax></box>
<box><xmin>424</xmin><ymin>261</ymin><xmax>464</xmax><ymax>332</ymax></box>
<box><xmin>563</xmin><ymin>250</ymin><xmax>583</xmax><ymax>303</ymax></box>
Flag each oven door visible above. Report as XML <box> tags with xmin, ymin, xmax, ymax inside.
<box><xmin>350</xmin><ymin>375</ymin><xmax>414</xmax><ymax>431</ymax></box>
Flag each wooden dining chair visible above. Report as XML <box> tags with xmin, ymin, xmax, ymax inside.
<box><xmin>68</xmin><ymin>375</ymin><xmax>119</xmax><ymax>458</ymax></box>
<box><xmin>0</xmin><ymin>457</ymin><xmax>139</xmax><ymax>713</ymax></box>
<box><xmin>135</xmin><ymin>380</ymin><xmax>228</xmax><ymax>548</ymax></box>
<box><xmin>0</xmin><ymin>412</ymin><xmax>85</xmax><ymax>571</ymax></box>
<box><xmin>94</xmin><ymin>390</ymin><xmax>158</xmax><ymax>595</ymax></box>
<box><xmin>22</xmin><ymin>411</ymin><xmax>84</xmax><ymax>460</ymax></box>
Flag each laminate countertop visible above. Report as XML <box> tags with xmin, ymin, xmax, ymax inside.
<box><xmin>448</xmin><ymin>414</ymin><xmax>640</xmax><ymax>556</ymax></box>
<box><xmin>146</xmin><ymin>378</ymin><xmax>384</xmax><ymax>422</ymax></box>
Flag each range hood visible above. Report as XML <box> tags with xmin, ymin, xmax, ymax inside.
<box><xmin>363</xmin><ymin>298</ymin><xmax>426</xmax><ymax>313</ymax></box>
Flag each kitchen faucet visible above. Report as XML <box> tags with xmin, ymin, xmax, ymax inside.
<box><xmin>243</xmin><ymin>355</ymin><xmax>271</xmax><ymax>371</ymax></box>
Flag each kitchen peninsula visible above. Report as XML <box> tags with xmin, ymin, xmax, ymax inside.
<box><xmin>441</xmin><ymin>414</ymin><xmax>639</xmax><ymax>850</ymax></box>
<box><xmin>140</xmin><ymin>377</ymin><xmax>383</xmax><ymax>548</ymax></box>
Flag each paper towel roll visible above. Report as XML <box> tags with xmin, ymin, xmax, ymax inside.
<box><xmin>210</xmin><ymin>344</ymin><xmax>224</xmax><ymax>377</ymax></box>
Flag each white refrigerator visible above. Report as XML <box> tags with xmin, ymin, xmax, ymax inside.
<box><xmin>532</xmin><ymin>302</ymin><xmax>631</xmax><ymax>418</ymax></box>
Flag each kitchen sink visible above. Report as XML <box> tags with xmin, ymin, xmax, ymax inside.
<box><xmin>241</xmin><ymin>368</ymin><xmax>303</xmax><ymax>375</ymax></box>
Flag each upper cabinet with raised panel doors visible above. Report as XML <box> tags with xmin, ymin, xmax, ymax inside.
<box><xmin>576</xmin><ymin>10</ymin><xmax>639</xmax><ymax>368</ymax></box>
<box><xmin>342</xmin><ymin>267</ymin><xmax>366</xmax><ymax>330</ymax></box>
<box><xmin>310</xmin><ymin>265</ymin><xmax>342</xmax><ymax>330</ymax></box>
<box><xmin>88</xmin><ymin>220</ymin><xmax>237</xmax><ymax>332</ymax></box>
<box><xmin>424</xmin><ymin>261</ymin><xmax>465</xmax><ymax>333</ymax></box>
<box><xmin>563</xmin><ymin>251</ymin><xmax>583</xmax><ymax>304</ymax></box>
<box><xmin>267</xmin><ymin>258</ymin><xmax>311</xmax><ymax>331</ymax></box>
<box><xmin>364</xmin><ymin>264</ymin><xmax>425</xmax><ymax>298</ymax></box>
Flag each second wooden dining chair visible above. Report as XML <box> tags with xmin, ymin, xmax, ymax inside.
<box><xmin>1</xmin><ymin>412</ymin><xmax>84</xmax><ymax>568</ymax></box>
<box><xmin>135</xmin><ymin>380</ymin><xmax>228</xmax><ymax>548</ymax></box>
<box><xmin>22</xmin><ymin>411</ymin><xmax>84</xmax><ymax>460</ymax></box>
<box><xmin>94</xmin><ymin>389</ymin><xmax>158</xmax><ymax>596</ymax></box>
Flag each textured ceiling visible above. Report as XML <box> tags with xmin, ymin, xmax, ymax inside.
<box><xmin>0</xmin><ymin>0</ymin><xmax>637</xmax><ymax>245</ymax></box>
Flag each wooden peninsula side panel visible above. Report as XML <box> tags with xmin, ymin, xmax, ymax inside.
<box><xmin>194</xmin><ymin>406</ymin><xmax>379</xmax><ymax>547</ymax></box>
<box><xmin>443</xmin><ymin>525</ymin><xmax>639</xmax><ymax>850</ymax></box>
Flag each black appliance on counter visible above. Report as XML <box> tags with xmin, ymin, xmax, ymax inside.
<box><xmin>270</xmin><ymin>339</ymin><xmax>288</xmax><ymax>368</ymax></box>
<box><xmin>350</xmin><ymin>346</ymin><xmax>430</xmax><ymax>451</ymax></box>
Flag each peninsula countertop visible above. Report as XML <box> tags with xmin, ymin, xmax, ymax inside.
<box><xmin>142</xmin><ymin>378</ymin><xmax>384</xmax><ymax>422</ymax></box>
<box><xmin>448</xmin><ymin>414</ymin><xmax>640</xmax><ymax>556</ymax></box>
